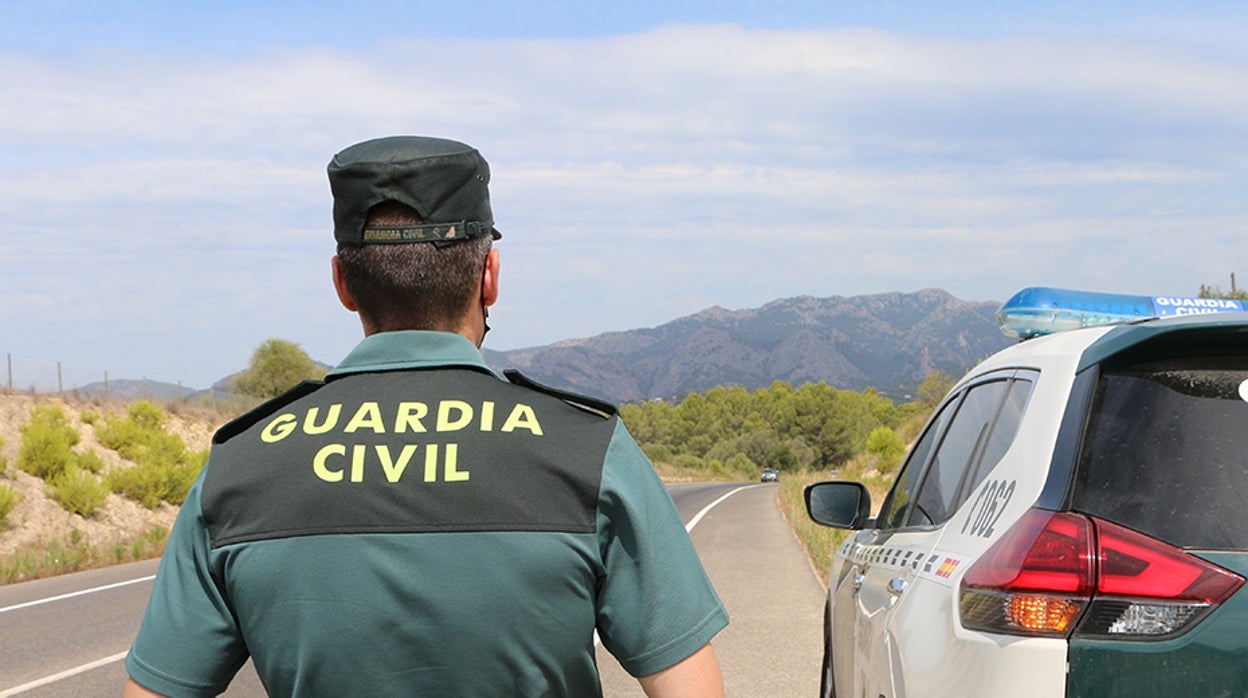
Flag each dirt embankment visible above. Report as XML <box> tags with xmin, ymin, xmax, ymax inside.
<box><xmin>0</xmin><ymin>392</ymin><xmax>224</xmax><ymax>559</ymax></box>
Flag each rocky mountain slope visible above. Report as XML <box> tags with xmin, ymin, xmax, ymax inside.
<box><xmin>485</xmin><ymin>289</ymin><xmax>1010</xmax><ymax>403</ymax></box>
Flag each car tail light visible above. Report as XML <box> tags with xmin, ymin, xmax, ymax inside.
<box><xmin>959</xmin><ymin>509</ymin><xmax>1244</xmax><ymax>640</ymax></box>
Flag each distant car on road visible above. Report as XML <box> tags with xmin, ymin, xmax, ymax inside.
<box><xmin>805</xmin><ymin>287</ymin><xmax>1248</xmax><ymax>698</ymax></box>
<box><xmin>760</xmin><ymin>467</ymin><xmax>779</xmax><ymax>483</ymax></box>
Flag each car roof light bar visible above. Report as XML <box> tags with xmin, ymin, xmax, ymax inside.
<box><xmin>996</xmin><ymin>287</ymin><xmax>1247</xmax><ymax>340</ymax></box>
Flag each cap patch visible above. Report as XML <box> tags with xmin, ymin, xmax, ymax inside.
<box><xmin>361</xmin><ymin>222</ymin><xmax>489</xmax><ymax>243</ymax></box>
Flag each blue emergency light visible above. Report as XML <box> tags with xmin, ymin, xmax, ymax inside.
<box><xmin>996</xmin><ymin>287</ymin><xmax>1248</xmax><ymax>339</ymax></box>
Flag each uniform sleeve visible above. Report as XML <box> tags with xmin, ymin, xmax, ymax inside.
<box><xmin>594</xmin><ymin>420</ymin><xmax>729</xmax><ymax>677</ymax></box>
<box><xmin>125</xmin><ymin>467</ymin><xmax>249</xmax><ymax>698</ymax></box>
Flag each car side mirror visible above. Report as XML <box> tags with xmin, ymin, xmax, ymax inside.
<box><xmin>804</xmin><ymin>481</ymin><xmax>871</xmax><ymax>529</ymax></box>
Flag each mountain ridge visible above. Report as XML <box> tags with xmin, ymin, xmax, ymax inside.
<box><xmin>483</xmin><ymin>288</ymin><xmax>1010</xmax><ymax>403</ymax></box>
<box><xmin>74</xmin><ymin>289</ymin><xmax>1011</xmax><ymax>405</ymax></box>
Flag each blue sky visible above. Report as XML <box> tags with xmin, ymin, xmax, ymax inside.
<box><xmin>3</xmin><ymin>1</ymin><xmax>1247</xmax><ymax>390</ymax></box>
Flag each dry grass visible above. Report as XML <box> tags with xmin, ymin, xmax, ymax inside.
<box><xmin>775</xmin><ymin>470</ymin><xmax>848</xmax><ymax>586</ymax></box>
<box><xmin>773</xmin><ymin>442</ymin><xmax>914</xmax><ymax>587</ymax></box>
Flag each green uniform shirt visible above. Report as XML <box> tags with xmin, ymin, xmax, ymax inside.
<box><xmin>126</xmin><ymin>331</ymin><xmax>728</xmax><ymax>697</ymax></box>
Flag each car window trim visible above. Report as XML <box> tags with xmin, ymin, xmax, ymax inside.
<box><xmin>903</xmin><ymin>371</ymin><xmax>1019</xmax><ymax>528</ymax></box>
<box><xmin>953</xmin><ymin>370</ymin><xmax>1038</xmax><ymax>506</ymax></box>
<box><xmin>876</xmin><ymin>368</ymin><xmax>1021</xmax><ymax>532</ymax></box>
<box><xmin>874</xmin><ymin>391</ymin><xmax>961</xmax><ymax>530</ymax></box>
<box><xmin>1036</xmin><ymin>365</ymin><xmax>1098</xmax><ymax>511</ymax></box>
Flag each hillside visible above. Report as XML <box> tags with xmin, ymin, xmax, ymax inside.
<box><xmin>0</xmin><ymin>394</ymin><xmax>222</xmax><ymax>568</ymax></box>
<box><xmin>486</xmin><ymin>288</ymin><xmax>1009</xmax><ymax>403</ymax></box>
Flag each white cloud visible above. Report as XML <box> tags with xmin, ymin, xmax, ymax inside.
<box><xmin>2</xmin><ymin>24</ymin><xmax>1246</xmax><ymax>388</ymax></box>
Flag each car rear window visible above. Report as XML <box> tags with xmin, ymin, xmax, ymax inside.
<box><xmin>1074</xmin><ymin>345</ymin><xmax>1248</xmax><ymax>550</ymax></box>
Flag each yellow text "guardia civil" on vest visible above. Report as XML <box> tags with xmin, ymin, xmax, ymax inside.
<box><xmin>257</xmin><ymin>400</ymin><xmax>543</xmax><ymax>483</ymax></box>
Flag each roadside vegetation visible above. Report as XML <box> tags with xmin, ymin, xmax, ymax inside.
<box><xmin>621</xmin><ymin>379</ymin><xmax>923</xmax><ymax>478</ymax></box>
<box><xmin>0</xmin><ymin>437</ymin><xmax>22</xmax><ymax>528</ymax></box>
<box><xmin>622</xmin><ymin>371</ymin><xmax>951</xmax><ymax>583</ymax></box>
<box><xmin>15</xmin><ymin>401</ymin><xmax>208</xmax><ymax>518</ymax></box>
<box><xmin>0</xmin><ymin>396</ymin><xmax>222</xmax><ymax>583</ymax></box>
<box><xmin>1</xmin><ymin>525</ymin><xmax>169</xmax><ymax>584</ymax></box>
<box><xmin>18</xmin><ymin>405</ymin><xmax>111</xmax><ymax>517</ymax></box>
<box><xmin>0</xmin><ymin>338</ymin><xmax>318</xmax><ymax>583</ymax></box>
<box><xmin>97</xmin><ymin>401</ymin><xmax>209</xmax><ymax>508</ymax></box>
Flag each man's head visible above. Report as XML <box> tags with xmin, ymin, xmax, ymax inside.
<box><xmin>327</xmin><ymin>136</ymin><xmax>501</xmax><ymax>342</ymax></box>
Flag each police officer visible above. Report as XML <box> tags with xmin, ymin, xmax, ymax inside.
<box><xmin>124</xmin><ymin>136</ymin><xmax>728</xmax><ymax>697</ymax></box>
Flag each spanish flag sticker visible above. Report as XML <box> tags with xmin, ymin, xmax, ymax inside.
<box><xmin>935</xmin><ymin>558</ymin><xmax>961</xmax><ymax>579</ymax></box>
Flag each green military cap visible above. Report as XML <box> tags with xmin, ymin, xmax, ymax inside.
<box><xmin>328</xmin><ymin>135</ymin><xmax>502</xmax><ymax>246</ymax></box>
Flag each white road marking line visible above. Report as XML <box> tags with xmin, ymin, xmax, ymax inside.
<box><xmin>684</xmin><ymin>484</ymin><xmax>755</xmax><ymax>533</ymax></box>
<box><xmin>0</xmin><ymin>575</ymin><xmax>155</xmax><ymax>615</ymax></box>
<box><xmin>0</xmin><ymin>651</ymin><xmax>128</xmax><ymax>697</ymax></box>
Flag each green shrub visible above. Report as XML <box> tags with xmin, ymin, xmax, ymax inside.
<box><xmin>77</xmin><ymin>449</ymin><xmax>105</xmax><ymax>474</ymax></box>
<box><xmin>97</xmin><ymin>401</ymin><xmax>207</xmax><ymax>508</ymax></box>
<box><xmin>127</xmin><ymin>400</ymin><xmax>167</xmax><ymax>430</ymax></box>
<box><xmin>18</xmin><ymin>406</ymin><xmax>81</xmax><ymax>479</ymax></box>
<box><xmin>106</xmin><ymin>450</ymin><xmax>206</xmax><ymax>509</ymax></box>
<box><xmin>0</xmin><ymin>483</ymin><xmax>22</xmax><ymax>528</ymax></box>
<box><xmin>96</xmin><ymin>404</ymin><xmax>154</xmax><ymax>461</ymax></box>
<box><xmin>112</xmin><ymin>525</ymin><xmax>170</xmax><ymax>563</ymax></box>
<box><xmin>672</xmin><ymin>453</ymin><xmax>706</xmax><ymax>470</ymax></box>
<box><xmin>865</xmin><ymin>426</ymin><xmax>907</xmax><ymax>471</ymax></box>
<box><xmin>234</xmin><ymin>338</ymin><xmax>326</xmax><ymax>398</ymax></box>
<box><xmin>106</xmin><ymin>464</ymin><xmax>159</xmax><ymax>509</ymax></box>
<box><xmin>642</xmin><ymin>443</ymin><xmax>674</xmax><ymax>464</ymax></box>
<box><xmin>46</xmin><ymin>466</ymin><xmax>108</xmax><ymax>517</ymax></box>
<box><xmin>724</xmin><ymin>452</ymin><xmax>755</xmax><ymax>477</ymax></box>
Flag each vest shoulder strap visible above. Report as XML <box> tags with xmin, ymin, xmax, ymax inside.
<box><xmin>212</xmin><ymin>380</ymin><xmax>327</xmax><ymax>445</ymax></box>
<box><xmin>503</xmin><ymin>369</ymin><xmax>617</xmax><ymax>418</ymax></box>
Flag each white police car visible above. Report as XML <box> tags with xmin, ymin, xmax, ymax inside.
<box><xmin>805</xmin><ymin>287</ymin><xmax>1248</xmax><ymax>698</ymax></box>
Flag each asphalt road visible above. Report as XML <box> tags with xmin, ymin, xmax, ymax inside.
<box><xmin>0</xmin><ymin>481</ymin><xmax>825</xmax><ymax>697</ymax></box>
<box><xmin>597</xmin><ymin>482</ymin><xmax>825</xmax><ymax>697</ymax></box>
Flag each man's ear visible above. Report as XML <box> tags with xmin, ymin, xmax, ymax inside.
<box><xmin>481</xmin><ymin>248</ymin><xmax>500</xmax><ymax>307</ymax></box>
<box><xmin>331</xmin><ymin>255</ymin><xmax>358</xmax><ymax>312</ymax></box>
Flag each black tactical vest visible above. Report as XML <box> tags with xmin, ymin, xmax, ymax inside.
<box><xmin>202</xmin><ymin>368</ymin><xmax>619</xmax><ymax>549</ymax></box>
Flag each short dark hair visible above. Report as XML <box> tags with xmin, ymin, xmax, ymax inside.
<box><xmin>336</xmin><ymin>202</ymin><xmax>492</xmax><ymax>332</ymax></box>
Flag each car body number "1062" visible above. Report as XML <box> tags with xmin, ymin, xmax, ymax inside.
<box><xmin>961</xmin><ymin>479</ymin><xmax>1016</xmax><ymax>538</ymax></box>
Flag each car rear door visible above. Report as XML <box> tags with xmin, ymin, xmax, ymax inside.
<box><xmin>847</xmin><ymin>373</ymin><xmax>1032</xmax><ymax>698</ymax></box>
